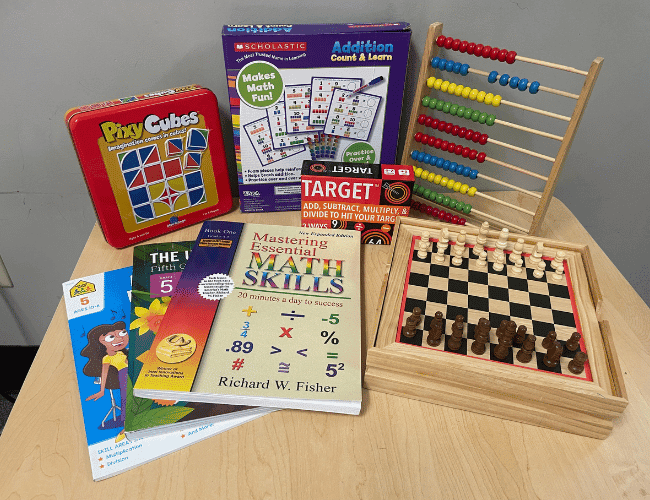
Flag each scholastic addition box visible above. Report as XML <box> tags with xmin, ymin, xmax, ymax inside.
<box><xmin>301</xmin><ymin>160</ymin><xmax>414</xmax><ymax>244</ymax></box>
<box><xmin>66</xmin><ymin>85</ymin><xmax>233</xmax><ymax>248</ymax></box>
<box><xmin>222</xmin><ymin>23</ymin><xmax>411</xmax><ymax>213</ymax></box>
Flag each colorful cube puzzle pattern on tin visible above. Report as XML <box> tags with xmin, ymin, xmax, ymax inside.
<box><xmin>118</xmin><ymin>129</ymin><xmax>209</xmax><ymax>223</ymax></box>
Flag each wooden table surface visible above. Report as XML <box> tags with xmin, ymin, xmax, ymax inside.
<box><xmin>2</xmin><ymin>195</ymin><xmax>649</xmax><ymax>499</ymax></box>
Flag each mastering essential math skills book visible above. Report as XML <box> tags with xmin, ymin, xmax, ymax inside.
<box><xmin>133</xmin><ymin>221</ymin><xmax>362</xmax><ymax>414</ymax></box>
<box><xmin>127</xmin><ymin>241</ymin><xmax>272</xmax><ymax>439</ymax></box>
<box><xmin>63</xmin><ymin>267</ymin><xmax>269</xmax><ymax>480</ymax></box>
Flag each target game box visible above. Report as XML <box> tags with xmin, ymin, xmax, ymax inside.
<box><xmin>301</xmin><ymin>160</ymin><xmax>414</xmax><ymax>244</ymax></box>
<box><xmin>65</xmin><ymin>85</ymin><xmax>233</xmax><ymax>248</ymax></box>
<box><xmin>222</xmin><ymin>23</ymin><xmax>411</xmax><ymax>213</ymax></box>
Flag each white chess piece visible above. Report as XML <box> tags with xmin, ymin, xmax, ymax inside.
<box><xmin>417</xmin><ymin>240</ymin><xmax>428</xmax><ymax>259</ymax></box>
<box><xmin>493</xmin><ymin>254</ymin><xmax>505</xmax><ymax>272</ymax></box>
<box><xmin>434</xmin><ymin>244</ymin><xmax>446</xmax><ymax>263</ymax></box>
<box><xmin>476</xmin><ymin>251</ymin><xmax>488</xmax><ymax>268</ymax></box>
<box><xmin>473</xmin><ymin>221</ymin><xmax>489</xmax><ymax>255</ymax></box>
<box><xmin>493</xmin><ymin>227</ymin><xmax>509</xmax><ymax>262</ymax></box>
<box><xmin>533</xmin><ymin>260</ymin><xmax>546</xmax><ymax>279</ymax></box>
<box><xmin>550</xmin><ymin>250</ymin><xmax>565</xmax><ymax>270</ymax></box>
<box><xmin>529</xmin><ymin>242</ymin><xmax>544</xmax><ymax>266</ymax></box>
<box><xmin>437</xmin><ymin>228</ymin><xmax>449</xmax><ymax>254</ymax></box>
<box><xmin>422</xmin><ymin>231</ymin><xmax>431</xmax><ymax>251</ymax></box>
<box><xmin>552</xmin><ymin>265</ymin><xmax>565</xmax><ymax>281</ymax></box>
<box><xmin>510</xmin><ymin>238</ymin><xmax>524</xmax><ymax>264</ymax></box>
<box><xmin>512</xmin><ymin>258</ymin><xmax>524</xmax><ymax>274</ymax></box>
<box><xmin>451</xmin><ymin>230</ymin><xmax>466</xmax><ymax>266</ymax></box>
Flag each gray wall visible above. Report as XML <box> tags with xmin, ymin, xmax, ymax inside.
<box><xmin>1</xmin><ymin>0</ymin><xmax>648</xmax><ymax>345</ymax></box>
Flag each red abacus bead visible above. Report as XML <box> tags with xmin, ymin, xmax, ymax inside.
<box><xmin>472</xmin><ymin>131</ymin><xmax>481</xmax><ymax>142</ymax></box>
<box><xmin>437</xmin><ymin>121</ymin><xmax>446</xmax><ymax>131</ymax></box>
<box><xmin>477</xmin><ymin>152</ymin><xmax>486</xmax><ymax>163</ymax></box>
<box><xmin>431</xmin><ymin>118</ymin><xmax>440</xmax><ymax>129</ymax></box>
<box><xmin>464</xmin><ymin>127</ymin><xmax>474</xmax><ymax>138</ymax></box>
<box><xmin>441</xmin><ymin>140</ymin><xmax>449</xmax><ymax>151</ymax></box>
<box><xmin>414</xmin><ymin>132</ymin><xmax>423</xmax><ymax>142</ymax></box>
<box><xmin>429</xmin><ymin>136</ymin><xmax>437</xmax><ymax>147</ymax></box>
<box><xmin>506</xmin><ymin>51</ymin><xmax>517</xmax><ymax>64</ymax></box>
<box><xmin>426</xmin><ymin>205</ymin><xmax>434</xmax><ymax>215</ymax></box>
<box><xmin>448</xmin><ymin>142</ymin><xmax>456</xmax><ymax>151</ymax></box>
<box><xmin>444</xmin><ymin>213</ymin><xmax>453</xmax><ymax>222</ymax></box>
<box><xmin>454</xmin><ymin>144</ymin><xmax>463</xmax><ymax>155</ymax></box>
<box><xmin>474</xmin><ymin>44</ymin><xmax>484</xmax><ymax>57</ymax></box>
<box><xmin>498</xmin><ymin>49</ymin><xmax>508</xmax><ymax>62</ymax></box>
<box><xmin>462</xmin><ymin>147</ymin><xmax>470</xmax><ymax>157</ymax></box>
<box><xmin>422</xmin><ymin>134</ymin><xmax>430</xmax><ymax>144</ymax></box>
<box><xmin>451</xmin><ymin>215</ymin><xmax>459</xmax><ymax>224</ymax></box>
<box><xmin>436</xmin><ymin>35</ymin><xmax>446</xmax><ymax>47</ymax></box>
<box><xmin>460</xmin><ymin>218</ymin><xmax>466</xmax><ymax>225</ymax></box>
<box><xmin>419</xmin><ymin>204</ymin><xmax>427</xmax><ymax>213</ymax></box>
<box><xmin>445</xmin><ymin>123</ymin><xmax>454</xmax><ymax>133</ymax></box>
<box><xmin>433</xmin><ymin>138</ymin><xmax>442</xmax><ymax>148</ymax></box>
<box><xmin>451</xmin><ymin>38</ymin><xmax>461</xmax><ymax>50</ymax></box>
<box><xmin>482</xmin><ymin>45</ymin><xmax>492</xmax><ymax>58</ymax></box>
<box><xmin>490</xmin><ymin>47</ymin><xmax>500</xmax><ymax>60</ymax></box>
<box><xmin>438</xmin><ymin>210</ymin><xmax>446</xmax><ymax>220</ymax></box>
<box><xmin>458</xmin><ymin>127</ymin><xmax>467</xmax><ymax>138</ymax></box>
<box><xmin>467</xmin><ymin>42</ymin><xmax>476</xmax><ymax>55</ymax></box>
<box><xmin>479</xmin><ymin>134</ymin><xmax>488</xmax><ymax>145</ymax></box>
<box><xmin>452</xmin><ymin>125</ymin><xmax>460</xmax><ymax>136</ymax></box>
<box><xmin>424</xmin><ymin>116</ymin><xmax>433</xmax><ymax>127</ymax></box>
<box><xmin>444</xmin><ymin>38</ymin><xmax>453</xmax><ymax>49</ymax></box>
<box><xmin>418</xmin><ymin>114</ymin><xmax>426</xmax><ymax>125</ymax></box>
<box><xmin>432</xmin><ymin>208</ymin><xmax>439</xmax><ymax>217</ymax></box>
<box><xmin>469</xmin><ymin>150</ymin><xmax>478</xmax><ymax>160</ymax></box>
<box><xmin>459</xmin><ymin>40</ymin><xmax>468</xmax><ymax>53</ymax></box>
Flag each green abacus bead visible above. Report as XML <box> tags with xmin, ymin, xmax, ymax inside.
<box><xmin>471</xmin><ymin>110</ymin><xmax>481</xmax><ymax>122</ymax></box>
<box><xmin>415</xmin><ymin>184</ymin><xmax>424</xmax><ymax>195</ymax></box>
<box><xmin>428</xmin><ymin>98</ymin><xmax>438</xmax><ymax>109</ymax></box>
<box><xmin>429</xmin><ymin>190</ymin><xmax>438</xmax><ymax>200</ymax></box>
<box><xmin>422</xmin><ymin>96</ymin><xmax>431</xmax><ymax>107</ymax></box>
<box><xmin>456</xmin><ymin>105</ymin><xmax>466</xmax><ymax>117</ymax></box>
<box><xmin>442</xmin><ymin>195</ymin><xmax>451</xmax><ymax>206</ymax></box>
<box><xmin>436</xmin><ymin>100</ymin><xmax>444</xmax><ymax>111</ymax></box>
<box><xmin>463</xmin><ymin>204</ymin><xmax>472</xmax><ymax>214</ymax></box>
<box><xmin>449</xmin><ymin>103</ymin><xmax>459</xmax><ymax>115</ymax></box>
<box><xmin>463</xmin><ymin>108</ymin><xmax>473</xmax><ymax>119</ymax></box>
<box><xmin>478</xmin><ymin>112</ymin><xmax>487</xmax><ymax>124</ymax></box>
<box><xmin>435</xmin><ymin>193</ymin><xmax>444</xmax><ymax>203</ymax></box>
<box><xmin>486</xmin><ymin>114</ymin><xmax>496</xmax><ymax>126</ymax></box>
<box><xmin>442</xmin><ymin>101</ymin><xmax>452</xmax><ymax>113</ymax></box>
<box><xmin>456</xmin><ymin>200</ymin><xmax>465</xmax><ymax>211</ymax></box>
<box><xmin>449</xmin><ymin>199</ymin><xmax>458</xmax><ymax>209</ymax></box>
<box><xmin>423</xmin><ymin>188</ymin><xmax>431</xmax><ymax>198</ymax></box>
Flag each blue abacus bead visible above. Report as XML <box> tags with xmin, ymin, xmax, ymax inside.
<box><xmin>453</xmin><ymin>62</ymin><xmax>462</xmax><ymax>74</ymax></box>
<box><xmin>509</xmin><ymin>76</ymin><xmax>520</xmax><ymax>89</ymax></box>
<box><xmin>438</xmin><ymin>58</ymin><xmax>447</xmax><ymax>69</ymax></box>
<box><xmin>469</xmin><ymin>169</ymin><xmax>478</xmax><ymax>179</ymax></box>
<box><xmin>499</xmin><ymin>74</ymin><xmax>510</xmax><ymax>86</ymax></box>
<box><xmin>411</xmin><ymin>150</ymin><xmax>419</xmax><ymax>160</ymax></box>
<box><xmin>442</xmin><ymin>160</ymin><xmax>451</xmax><ymax>171</ymax></box>
<box><xmin>449</xmin><ymin>162</ymin><xmax>458</xmax><ymax>173</ymax></box>
<box><xmin>462</xmin><ymin>166</ymin><xmax>471</xmax><ymax>176</ymax></box>
<box><xmin>436</xmin><ymin>157</ymin><xmax>445</xmax><ymax>168</ymax></box>
<box><xmin>488</xmin><ymin>71</ymin><xmax>498</xmax><ymax>83</ymax></box>
<box><xmin>417</xmin><ymin>151</ymin><xmax>425</xmax><ymax>162</ymax></box>
<box><xmin>431</xmin><ymin>56</ymin><xmax>440</xmax><ymax>68</ymax></box>
<box><xmin>529</xmin><ymin>81</ymin><xmax>540</xmax><ymax>94</ymax></box>
<box><xmin>423</xmin><ymin>153</ymin><xmax>432</xmax><ymax>164</ymax></box>
<box><xmin>518</xmin><ymin>78</ymin><xmax>528</xmax><ymax>91</ymax></box>
<box><xmin>460</xmin><ymin>64</ymin><xmax>469</xmax><ymax>76</ymax></box>
<box><xmin>445</xmin><ymin>60</ymin><xmax>455</xmax><ymax>72</ymax></box>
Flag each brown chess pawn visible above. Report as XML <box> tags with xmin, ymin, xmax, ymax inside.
<box><xmin>568</xmin><ymin>351</ymin><xmax>588</xmax><ymax>375</ymax></box>
<box><xmin>427</xmin><ymin>311</ymin><xmax>444</xmax><ymax>347</ymax></box>
<box><xmin>516</xmin><ymin>334</ymin><xmax>536</xmax><ymax>363</ymax></box>
<box><xmin>543</xmin><ymin>340</ymin><xmax>563</xmax><ymax>368</ymax></box>
<box><xmin>565</xmin><ymin>332</ymin><xmax>581</xmax><ymax>352</ymax></box>
<box><xmin>471</xmin><ymin>318</ymin><xmax>491</xmax><ymax>355</ymax></box>
<box><xmin>514</xmin><ymin>325</ymin><xmax>527</xmax><ymax>347</ymax></box>
<box><xmin>494</xmin><ymin>323</ymin><xmax>515</xmax><ymax>360</ymax></box>
<box><xmin>541</xmin><ymin>331</ymin><xmax>557</xmax><ymax>350</ymax></box>
<box><xmin>402</xmin><ymin>307</ymin><xmax>422</xmax><ymax>338</ymax></box>
<box><xmin>496</xmin><ymin>320</ymin><xmax>508</xmax><ymax>340</ymax></box>
<box><xmin>447</xmin><ymin>315</ymin><xmax>465</xmax><ymax>351</ymax></box>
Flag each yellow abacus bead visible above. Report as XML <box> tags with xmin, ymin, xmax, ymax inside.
<box><xmin>434</xmin><ymin>174</ymin><xmax>442</xmax><ymax>184</ymax></box>
<box><xmin>484</xmin><ymin>93</ymin><xmax>494</xmax><ymax>105</ymax></box>
<box><xmin>421</xmin><ymin>170</ymin><xmax>430</xmax><ymax>179</ymax></box>
<box><xmin>462</xmin><ymin>86</ymin><xmax>472</xmax><ymax>99</ymax></box>
<box><xmin>469</xmin><ymin>88</ymin><xmax>479</xmax><ymax>101</ymax></box>
<box><xmin>468</xmin><ymin>187</ymin><xmax>477</xmax><ymax>197</ymax></box>
<box><xmin>427</xmin><ymin>77</ymin><xmax>435</xmax><ymax>88</ymax></box>
<box><xmin>440</xmin><ymin>80</ymin><xmax>449</xmax><ymax>92</ymax></box>
<box><xmin>477</xmin><ymin>91</ymin><xmax>486</xmax><ymax>103</ymax></box>
<box><xmin>460</xmin><ymin>184</ymin><xmax>469</xmax><ymax>194</ymax></box>
<box><xmin>433</xmin><ymin>79</ymin><xmax>443</xmax><ymax>90</ymax></box>
<box><xmin>492</xmin><ymin>95</ymin><xmax>502</xmax><ymax>107</ymax></box>
<box><xmin>414</xmin><ymin>167</ymin><xmax>423</xmax><ymax>178</ymax></box>
<box><xmin>440</xmin><ymin>177</ymin><xmax>449</xmax><ymax>187</ymax></box>
<box><xmin>454</xmin><ymin>85</ymin><xmax>464</xmax><ymax>97</ymax></box>
<box><xmin>447</xmin><ymin>83</ymin><xmax>457</xmax><ymax>95</ymax></box>
<box><xmin>453</xmin><ymin>181</ymin><xmax>462</xmax><ymax>191</ymax></box>
<box><xmin>427</xmin><ymin>172</ymin><xmax>436</xmax><ymax>183</ymax></box>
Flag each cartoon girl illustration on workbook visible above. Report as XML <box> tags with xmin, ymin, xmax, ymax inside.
<box><xmin>80</xmin><ymin>321</ymin><xmax>129</xmax><ymax>442</ymax></box>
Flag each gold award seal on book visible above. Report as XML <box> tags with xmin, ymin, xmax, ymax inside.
<box><xmin>156</xmin><ymin>334</ymin><xmax>197</xmax><ymax>363</ymax></box>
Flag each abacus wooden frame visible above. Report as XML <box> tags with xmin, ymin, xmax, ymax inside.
<box><xmin>364</xmin><ymin>217</ymin><xmax>628</xmax><ymax>439</ymax></box>
<box><xmin>401</xmin><ymin>22</ymin><xmax>603</xmax><ymax>235</ymax></box>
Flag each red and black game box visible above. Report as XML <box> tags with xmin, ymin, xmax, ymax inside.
<box><xmin>301</xmin><ymin>160</ymin><xmax>414</xmax><ymax>244</ymax></box>
<box><xmin>65</xmin><ymin>85</ymin><xmax>233</xmax><ymax>248</ymax></box>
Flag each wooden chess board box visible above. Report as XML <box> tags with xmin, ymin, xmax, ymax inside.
<box><xmin>365</xmin><ymin>216</ymin><xmax>627</xmax><ymax>439</ymax></box>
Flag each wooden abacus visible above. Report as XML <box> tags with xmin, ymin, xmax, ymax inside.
<box><xmin>402</xmin><ymin>22</ymin><xmax>603</xmax><ymax>235</ymax></box>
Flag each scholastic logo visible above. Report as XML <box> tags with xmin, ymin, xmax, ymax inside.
<box><xmin>234</xmin><ymin>42</ymin><xmax>307</xmax><ymax>52</ymax></box>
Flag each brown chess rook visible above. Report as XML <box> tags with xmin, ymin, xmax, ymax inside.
<box><xmin>403</xmin><ymin>307</ymin><xmax>422</xmax><ymax>338</ymax></box>
<box><xmin>541</xmin><ymin>331</ymin><xmax>557</xmax><ymax>350</ymax></box>
<box><xmin>516</xmin><ymin>334</ymin><xmax>536</xmax><ymax>363</ymax></box>
<box><xmin>568</xmin><ymin>350</ymin><xmax>588</xmax><ymax>375</ymax></box>
<box><xmin>447</xmin><ymin>315</ymin><xmax>464</xmax><ymax>351</ymax></box>
<box><xmin>543</xmin><ymin>340</ymin><xmax>563</xmax><ymax>368</ymax></box>
<box><xmin>471</xmin><ymin>317</ymin><xmax>491</xmax><ymax>355</ymax></box>
<box><xmin>427</xmin><ymin>311</ymin><xmax>444</xmax><ymax>347</ymax></box>
<box><xmin>565</xmin><ymin>331</ymin><xmax>581</xmax><ymax>351</ymax></box>
<box><xmin>514</xmin><ymin>325</ymin><xmax>527</xmax><ymax>347</ymax></box>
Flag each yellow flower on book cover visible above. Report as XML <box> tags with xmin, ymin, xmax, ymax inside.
<box><xmin>130</xmin><ymin>297</ymin><xmax>171</xmax><ymax>335</ymax></box>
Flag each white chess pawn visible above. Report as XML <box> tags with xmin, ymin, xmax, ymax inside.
<box><xmin>476</xmin><ymin>251</ymin><xmax>488</xmax><ymax>268</ymax></box>
<box><xmin>512</xmin><ymin>257</ymin><xmax>524</xmax><ymax>274</ymax></box>
<box><xmin>550</xmin><ymin>250</ymin><xmax>565</xmax><ymax>270</ymax></box>
<box><xmin>532</xmin><ymin>260</ymin><xmax>546</xmax><ymax>279</ymax></box>
<box><xmin>552</xmin><ymin>265</ymin><xmax>565</xmax><ymax>282</ymax></box>
<box><xmin>434</xmin><ymin>244</ymin><xmax>446</xmax><ymax>263</ymax></box>
<box><xmin>510</xmin><ymin>238</ymin><xmax>525</xmax><ymax>264</ymax></box>
<box><xmin>422</xmin><ymin>231</ymin><xmax>431</xmax><ymax>250</ymax></box>
<box><xmin>451</xmin><ymin>230</ymin><xmax>467</xmax><ymax>266</ymax></box>
<box><xmin>493</xmin><ymin>254</ymin><xmax>505</xmax><ymax>272</ymax></box>
<box><xmin>473</xmin><ymin>221</ymin><xmax>489</xmax><ymax>255</ymax></box>
<box><xmin>529</xmin><ymin>242</ymin><xmax>544</xmax><ymax>266</ymax></box>
<box><xmin>417</xmin><ymin>240</ymin><xmax>428</xmax><ymax>259</ymax></box>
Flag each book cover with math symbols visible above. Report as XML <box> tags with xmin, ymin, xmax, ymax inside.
<box><xmin>127</xmin><ymin>241</ymin><xmax>273</xmax><ymax>440</ymax></box>
<box><xmin>133</xmin><ymin>221</ymin><xmax>362</xmax><ymax>414</ymax></box>
<box><xmin>63</xmin><ymin>266</ymin><xmax>271</xmax><ymax>481</ymax></box>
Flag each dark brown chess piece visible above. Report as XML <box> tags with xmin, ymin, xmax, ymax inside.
<box><xmin>494</xmin><ymin>322</ymin><xmax>515</xmax><ymax>360</ymax></box>
<box><xmin>516</xmin><ymin>334</ymin><xmax>536</xmax><ymax>363</ymax></box>
<box><xmin>496</xmin><ymin>320</ymin><xmax>508</xmax><ymax>341</ymax></box>
<box><xmin>427</xmin><ymin>311</ymin><xmax>444</xmax><ymax>347</ymax></box>
<box><xmin>402</xmin><ymin>307</ymin><xmax>422</xmax><ymax>338</ymax></box>
<box><xmin>447</xmin><ymin>315</ymin><xmax>464</xmax><ymax>351</ymax></box>
<box><xmin>543</xmin><ymin>339</ymin><xmax>563</xmax><ymax>368</ymax></box>
<box><xmin>568</xmin><ymin>351</ymin><xmax>588</xmax><ymax>375</ymax></box>
<box><xmin>471</xmin><ymin>317</ymin><xmax>491</xmax><ymax>355</ymax></box>
<box><xmin>541</xmin><ymin>331</ymin><xmax>557</xmax><ymax>350</ymax></box>
<box><xmin>565</xmin><ymin>332</ymin><xmax>581</xmax><ymax>352</ymax></box>
<box><xmin>514</xmin><ymin>325</ymin><xmax>527</xmax><ymax>347</ymax></box>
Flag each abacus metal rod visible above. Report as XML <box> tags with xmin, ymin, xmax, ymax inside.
<box><xmin>494</xmin><ymin>119</ymin><xmax>564</xmax><ymax>141</ymax></box>
<box><xmin>467</xmin><ymin>68</ymin><xmax>580</xmax><ymax>99</ymax></box>
<box><xmin>514</xmin><ymin>55</ymin><xmax>589</xmax><ymax>76</ymax></box>
<box><xmin>487</xmin><ymin>138</ymin><xmax>556</xmax><ymax>162</ymax></box>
